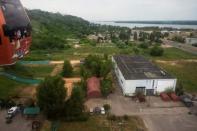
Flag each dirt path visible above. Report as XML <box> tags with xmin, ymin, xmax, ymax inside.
<box><xmin>50</xmin><ymin>64</ymin><xmax>63</xmax><ymax>76</ymax></box>
<box><xmin>63</xmin><ymin>78</ymin><xmax>81</xmax><ymax>98</ymax></box>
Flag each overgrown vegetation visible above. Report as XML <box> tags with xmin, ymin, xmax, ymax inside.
<box><xmin>62</xmin><ymin>60</ymin><xmax>73</xmax><ymax>77</ymax></box>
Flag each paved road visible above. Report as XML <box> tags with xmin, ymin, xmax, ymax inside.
<box><xmin>163</xmin><ymin>40</ymin><xmax>197</xmax><ymax>55</ymax></box>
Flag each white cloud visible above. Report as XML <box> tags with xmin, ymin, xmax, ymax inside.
<box><xmin>20</xmin><ymin>0</ymin><xmax>197</xmax><ymax>21</ymax></box>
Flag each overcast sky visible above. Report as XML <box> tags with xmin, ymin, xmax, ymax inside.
<box><xmin>20</xmin><ymin>0</ymin><xmax>197</xmax><ymax>21</ymax></box>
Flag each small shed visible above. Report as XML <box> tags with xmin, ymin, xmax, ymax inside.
<box><xmin>87</xmin><ymin>77</ymin><xmax>101</xmax><ymax>99</ymax></box>
<box><xmin>23</xmin><ymin>107</ymin><xmax>40</xmax><ymax>117</ymax></box>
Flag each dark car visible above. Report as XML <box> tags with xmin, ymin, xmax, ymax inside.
<box><xmin>180</xmin><ymin>95</ymin><xmax>194</xmax><ymax>107</ymax></box>
<box><xmin>5</xmin><ymin>114</ymin><xmax>14</xmax><ymax>119</ymax></box>
<box><xmin>94</xmin><ymin>107</ymin><xmax>101</xmax><ymax>114</ymax></box>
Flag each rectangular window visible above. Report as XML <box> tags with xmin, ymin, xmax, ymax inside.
<box><xmin>0</xmin><ymin>36</ymin><xmax>2</xmax><ymax>45</ymax></box>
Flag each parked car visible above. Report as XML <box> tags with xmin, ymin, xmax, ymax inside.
<box><xmin>100</xmin><ymin>107</ymin><xmax>105</xmax><ymax>115</ymax></box>
<box><xmin>169</xmin><ymin>93</ymin><xmax>180</xmax><ymax>102</ymax></box>
<box><xmin>5</xmin><ymin>114</ymin><xmax>14</xmax><ymax>119</ymax></box>
<box><xmin>180</xmin><ymin>95</ymin><xmax>194</xmax><ymax>107</ymax></box>
<box><xmin>7</xmin><ymin>106</ymin><xmax>19</xmax><ymax>115</ymax></box>
<box><xmin>89</xmin><ymin>108</ymin><xmax>94</xmax><ymax>115</ymax></box>
<box><xmin>94</xmin><ymin>107</ymin><xmax>101</xmax><ymax>114</ymax></box>
<box><xmin>160</xmin><ymin>93</ymin><xmax>171</xmax><ymax>101</ymax></box>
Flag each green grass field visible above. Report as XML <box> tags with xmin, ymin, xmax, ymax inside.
<box><xmin>0</xmin><ymin>65</ymin><xmax>54</xmax><ymax>98</ymax></box>
<box><xmin>26</xmin><ymin>45</ymin><xmax>197</xmax><ymax>61</ymax></box>
<box><xmin>157</xmin><ymin>61</ymin><xmax>197</xmax><ymax>92</ymax></box>
<box><xmin>0</xmin><ymin>76</ymin><xmax>27</xmax><ymax>99</ymax></box>
<box><xmin>41</xmin><ymin>116</ymin><xmax>146</xmax><ymax>131</ymax></box>
<box><xmin>151</xmin><ymin>48</ymin><xmax>197</xmax><ymax>60</ymax></box>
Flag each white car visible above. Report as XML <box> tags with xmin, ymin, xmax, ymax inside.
<box><xmin>89</xmin><ymin>108</ymin><xmax>94</xmax><ymax>114</ymax></box>
<box><xmin>7</xmin><ymin>107</ymin><xmax>19</xmax><ymax>115</ymax></box>
<box><xmin>100</xmin><ymin>107</ymin><xmax>105</xmax><ymax>115</ymax></box>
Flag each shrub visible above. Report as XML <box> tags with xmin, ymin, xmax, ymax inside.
<box><xmin>103</xmin><ymin>104</ymin><xmax>111</xmax><ymax>112</ymax></box>
<box><xmin>62</xmin><ymin>60</ymin><xmax>73</xmax><ymax>77</ymax></box>
<box><xmin>107</xmin><ymin>114</ymin><xmax>117</xmax><ymax>121</ymax></box>
<box><xmin>139</xmin><ymin>43</ymin><xmax>149</xmax><ymax>49</ymax></box>
<box><xmin>150</xmin><ymin>46</ymin><xmax>164</xmax><ymax>56</ymax></box>
<box><xmin>123</xmin><ymin>115</ymin><xmax>129</xmax><ymax>121</ymax></box>
<box><xmin>164</xmin><ymin>87</ymin><xmax>174</xmax><ymax>94</ymax></box>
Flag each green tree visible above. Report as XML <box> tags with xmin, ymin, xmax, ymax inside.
<box><xmin>101</xmin><ymin>79</ymin><xmax>113</xmax><ymax>97</ymax></box>
<box><xmin>100</xmin><ymin>60</ymin><xmax>112</xmax><ymax>79</ymax></box>
<box><xmin>150</xmin><ymin>46</ymin><xmax>164</xmax><ymax>56</ymax></box>
<box><xmin>36</xmin><ymin>76</ymin><xmax>66</xmax><ymax>119</ymax></box>
<box><xmin>134</xmin><ymin>32</ymin><xmax>138</xmax><ymax>41</ymax></box>
<box><xmin>62</xmin><ymin>60</ymin><xmax>73</xmax><ymax>77</ymax></box>
<box><xmin>63</xmin><ymin>86</ymin><xmax>87</xmax><ymax>121</ymax></box>
<box><xmin>133</xmin><ymin>47</ymin><xmax>140</xmax><ymax>54</ymax></box>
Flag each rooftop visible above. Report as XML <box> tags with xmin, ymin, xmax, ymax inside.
<box><xmin>113</xmin><ymin>55</ymin><xmax>175</xmax><ymax>80</ymax></box>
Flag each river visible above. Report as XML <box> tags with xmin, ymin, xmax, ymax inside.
<box><xmin>93</xmin><ymin>21</ymin><xmax>197</xmax><ymax>29</ymax></box>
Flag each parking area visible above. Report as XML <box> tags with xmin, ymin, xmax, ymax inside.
<box><xmin>0</xmin><ymin>110</ymin><xmax>32</xmax><ymax>131</ymax></box>
<box><xmin>85</xmin><ymin>85</ymin><xmax>197</xmax><ymax>131</ymax></box>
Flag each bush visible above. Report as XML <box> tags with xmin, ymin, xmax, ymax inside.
<box><xmin>150</xmin><ymin>46</ymin><xmax>164</xmax><ymax>56</ymax></box>
<box><xmin>62</xmin><ymin>60</ymin><xmax>73</xmax><ymax>77</ymax></box>
<box><xmin>123</xmin><ymin>115</ymin><xmax>129</xmax><ymax>121</ymax></box>
<box><xmin>103</xmin><ymin>104</ymin><xmax>111</xmax><ymax>112</ymax></box>
<box><xmin>107</xmin><ymin>114</ymin><xmax>117</xmax><ymax>121</ymax></box>
<box><xmin>139</xmin><ymin>43</ymin><xmax>149</xmax><ymax>49</ymax></box>
<box><xmin>164</xmin><ymin>87</ymin><xmax>174</xmax><ymax>94</ymax></box>
<box><xmin>101</xmin><ymin>79</ymin><xmax>113</xmax><ymax>97</ymax></box>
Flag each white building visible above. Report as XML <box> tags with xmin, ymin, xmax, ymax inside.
<box><xmin>185</xmin><ymin>38</ymin><xmax>197</xmax><ymax>45</ymax></box>
<box><xmin>112</xmin><ymin>55</ymin><xmax>177</xmax><ymax>96</ymax></box>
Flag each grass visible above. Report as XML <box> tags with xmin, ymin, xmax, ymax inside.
<box><xmin>0</xmin><ymin>76</ymin><xmax>27</xmax><ymax>99</ymax></box>
<box><xmin>27</xmin><ymin>65</ymin><xmax>55</xmax><ymax>78</ymax></box>
<box><xmin>26</xmin><ymin>44</ymin><xmax>197</xmax><ymax>61</ymax></box>
<box><xmin>41</xmin><ymin>116</ymin><xmax>146</xmax><ymax>131</ymax></box>
<box><xmin>151</xmin><ymin>47</ymin><xmax>197</xmax><ymax>60</ymax></box>
<box><xmin>156</xmin><ymin>61</ymin><xmax>197</xmax><ymax>92</ymax></box>
<box><xmin>0</xmin><ymin>65</ymin><xmax>54</xmax><ymax>98</ymax></box>
<box><xmin>3</xmin><ymin>64</ymin><xmax>55</xmax><ymax>79</ymax></box>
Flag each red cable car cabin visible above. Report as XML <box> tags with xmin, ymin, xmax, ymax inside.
<box><xmin>0</xmin><ymin>0</ymin><xmax>31</xmax><ymax>66</ymax></box>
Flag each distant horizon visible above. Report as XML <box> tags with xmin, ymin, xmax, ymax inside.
<box><xmin>21</xmin><ymin>0</ymin><xmax>197</xmax><ymax>21</ymax></box>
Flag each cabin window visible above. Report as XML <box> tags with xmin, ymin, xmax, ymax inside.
<box><xmin>1</xmin><ymin>0</ymin><xmax>30</xmax><ymax>29</ymax></box>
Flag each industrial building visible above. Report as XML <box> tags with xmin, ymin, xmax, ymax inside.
<box><xmin>112</xmin><ymin>55</ymin><xmax>177</xmax><ymax>96</ymax></box>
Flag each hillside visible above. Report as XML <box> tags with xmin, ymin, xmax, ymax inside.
<box><xmin>27</xmin><ymin>9</ymin><xmax>92</xmax><ymax>50</ymax></box>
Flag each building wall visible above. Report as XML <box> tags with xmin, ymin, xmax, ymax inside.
<box><xmin>124</xmin><ymin>79</ymin><xmax>177</xmax><ymax>96</ymax></box>
<box><xmin>185</xmin><ymin>38</ymin><xmax>197</xmax><ymax>44</ymax></box>
<box><xmin>112</xmin><ymin>57</ymin><xmax>127</xmax><ymax>94</ymax></box>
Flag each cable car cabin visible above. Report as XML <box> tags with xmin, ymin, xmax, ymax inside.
<box><xmin>0</xmin><ymin>0</ymin><xmax>31</xmax><ymax>66</ymax></box>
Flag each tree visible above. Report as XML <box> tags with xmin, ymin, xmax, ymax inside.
<box><xmin>63</xmin><ymin>86</ymin><xmax>87</xmax><ymax>121</ymax></box>
<box><xmin>62</xmin><ymin>60</ymin><xmax>73</xmax><ymax>77</ymax></box>
<box><xmin>101</xmin><ymin>79</ymin><xmax>113</xmax><ymax>97</ymax></box>
<box><xmin>139</xmin><ymin>42</ymin><xmax>149</xmax><ymax>49</ymax></box>
<box><xmin>150</xmin><ymin>46</ymin><xmax>164</xmax><ymax>56</ymax></box>
<box><xmin>36</xmin><ymin>76</ymin><xmax>66</xmax><ymax>119</ymax></box>
<box><xmin>133</xmin><ymin>47</ymin><xmax>140</xmax><ymax>54</ymax></box>
<box><xmin>100</xmin><ymin>60</ymin><xmax>112</xmax><ymax>79</ymax></box>
<box><xmin>134</xmin><ymin>32</ymin><xmax>138</xmax><ymax>41</ymax></box>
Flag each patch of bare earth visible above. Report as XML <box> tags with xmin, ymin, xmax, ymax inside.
<box><xmin>63</xmin><ymin>78</ymin><xmax>81</xmax><ymax>98</ymax></box>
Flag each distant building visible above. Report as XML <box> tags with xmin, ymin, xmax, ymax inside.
<box><xmin>185</xmin><ymin>38</ymin><xmax>197</xmax><ymax>45</ymax></box>
<box><xmin>87</xmin><ymin>77</ymin><xmax>101</xmax><ymax>99</ymax></box>
<box><xmin>112</xmin><ymin>55</ymin><xmax>177</xmax><ymax>96</ymax></box>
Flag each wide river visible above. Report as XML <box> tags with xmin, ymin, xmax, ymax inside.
<box><xmin>93</xmin><ymin>21</ymin><xmax>197</xmax><ymax>29</ymax></box>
